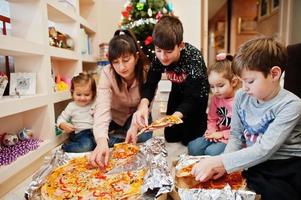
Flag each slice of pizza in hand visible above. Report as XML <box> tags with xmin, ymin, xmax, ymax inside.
<box><xmin>138</xmin><ymin>115</ymin><xmax>183</xmax><ymax>135</ymax></box>
<box><xmin>151</xmin><ymin>115</ymin><xmax>183</xmax><ymax>128</ymax></box>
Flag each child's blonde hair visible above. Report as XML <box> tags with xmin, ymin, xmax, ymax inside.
<box><xmin>70</xmin><ymin>72</ymin><xmax>97</xmax><ymax>100</ymax></box>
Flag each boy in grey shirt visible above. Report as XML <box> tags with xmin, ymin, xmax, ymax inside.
<box><xmin>191</xmin><ymin>37</ymin><xmax>301</xmax><ymax>200</ymax></box>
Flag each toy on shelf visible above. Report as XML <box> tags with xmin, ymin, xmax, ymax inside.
<box><xmin>48</xmin><ymin>27</ymin><xmax>74</xmax><ymax>50</ymax></box>
<box><xmin>0</xmin><ymin>129</ymin><xmax>41</xmax><ymax>166</ymax></box>
<box><xmin>0</xmin><ymin>71</ymin><xmax>8</xmax><ymax>98</ymax></box>
<box><xmin>17</xmin><ymin>128</ymin><xmax>33</xmax><ymax>141</ymax></box>
<box><xmin>1</xmin><ymin>133</ymin><xmax>19</xmax><ymax>147</ymax></box>
<box><xmin>55</xmin><ymin>74</ymin><xmax>69</xmax><ymax>91</ymax></box>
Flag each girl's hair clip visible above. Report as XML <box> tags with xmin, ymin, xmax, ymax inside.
<box><xmin>216</xmin><ymin>53</ymin><xmax>233</xmax><ymax>61</ymax></box>
<box><xmin>114</xmin><ymin>29</ymin><xmax>129</xmax><ymax>37</ymax></box>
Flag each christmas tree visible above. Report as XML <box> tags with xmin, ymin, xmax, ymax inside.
<box><xmin>119</xmin><ymin>0</ymin><xmax>174</xmax><ymax>61</ymax></box>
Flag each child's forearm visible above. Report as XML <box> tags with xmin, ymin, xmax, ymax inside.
<box><xmin>139</xmin><ymin>98</ymin><xmax>150</xmax><ymax>108</ymax></box>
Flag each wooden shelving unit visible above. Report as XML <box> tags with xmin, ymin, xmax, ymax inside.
<box><xmin>0</xmin><ymin>0</ymin><xmax>99</xmax><ymax>196</ymax></box>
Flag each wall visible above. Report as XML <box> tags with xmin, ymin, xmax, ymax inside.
<box><xmin>291</xmin><ymin>0</ymin><xmax>301</xmax><ymax>43</ymax></box>
<box><xmin>97</xmin><ymin>0</ymin><xmax>125</xmax><ymax>43</ymax></box>
<box><xmin>208</xmin><ymin>3</ymin><xmax>227</xmax><ymax>67</ymax></box>
<box><xmin>97</xmin><ymin>0</ymin><xmax>201</xmax><ymax>48</ymax></box>
<box><xmin>170</xmin><ymin>0</ymin><xmax>201</xmax><ymax>49</ymax></box>
<box><xmin>256</xmin><ymin>11</ymin><xmax>279</xmax><ymax>38</ymax></box>
<box><xmin>231</xmin><ymin>0</ymin><xmax>257</xmax><ymax>53</ymax></box>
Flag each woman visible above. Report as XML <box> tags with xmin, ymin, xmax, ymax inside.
<box><xmin>90</xmin><ymin>29</ymin><xmax>152</xmax><ymax>167</ymax></box>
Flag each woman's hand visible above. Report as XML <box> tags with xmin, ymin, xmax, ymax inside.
<box><xmin>191</xmin><ymin>156</ymin><xmax>226</xmax><ymax>182</ymax></box>
<box><xmin>59</xmin><ymin>122</ymin><xmax>75</xmax><ymax>134</ymax></box>
<box><xmin>132</xmin><ymin>98</ymin><xmax>149</xmax><ymax>127</ymax></box>
<box><xmin>89</xmin><ymin>137</ymin><xmax>109</xmax><ymax>168</ymax></box>
<box><xmin>125</xmin><ymin>124</ymin><xmax>139</xmax><ymax>144</ymax></box>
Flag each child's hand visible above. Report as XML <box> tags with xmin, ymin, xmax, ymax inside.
<box><xmin>125</xmin><ymin>124</ymin><xmax>139</xmax><ymax>144</ymax></box>
<box><xmin>191</xmin><ymin>156</ymin><xmax>226</xmax><ymax>182</ymax></box>
<box><xmin>59</xmin><ymin>122</ymin><xmax>75</xmax><ymax>134</ymax></box>
<box><xmin>204</xmin><ymin>131</ymin><xmax>223</xmax><ymax>142</ymax></box>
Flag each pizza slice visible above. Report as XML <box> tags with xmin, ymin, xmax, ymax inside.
<box><xmin>109</xmin><ymin>169</ymin><xmax>147</xmax><ymax>199</ymax></box>
<box><xmin>151</xmin><ymin>115</ymin><xmax>183</xmax><ymax>128</ymax></box>
<box><xmin>226</xmin><ymin>171</ymin><xmax>245</xmax><ymax>190</ymax></box>
<box><xmin>176</xmin><ymin>163</ymin><xmax>194</xmax><ymax>177</ymax></box>
<box><xmin>111</xmin><ymin>142</ymin><xmax>140</xmax><ymax>159</ymax></box>
<box><xmin>138</xmin><ymin>115</ymin><xmax>183</xmax><ymax>135</ymax></box>
<box><xmin>210</xmin><ymin>175</ymin><xmax>227</xmax><ymax>189</ymax></box>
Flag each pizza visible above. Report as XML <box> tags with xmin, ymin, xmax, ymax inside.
<box><xmin>151</xmin><ymin>115</ymin><xmax>183</xmax><ymax>128</ymax></box>
<box><xmin>111</xmin><ymin>142</ymin><xmax>140</xmax><ymax>159</ymax></box>
<box><xmin>176</xmin><ymin>163</ymin><xmax>245</xmax><ymax>190</ymax></box>
<box><xmin>175</xmin><ymin>163</ymin><xmax>194</xmax><ymax>177</ymax></box>
<box><xmin>138</xmin><ymin>115</ymin><xmax>183</xmax><ymax>135</ymax></box>
<box><xmin>41</xmin><ymin>143</ymin><xmax>146</xmax><ymax>200</ymax></box>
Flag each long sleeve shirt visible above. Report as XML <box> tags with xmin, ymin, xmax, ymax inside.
<box><xmin>222</xmin><ymin>88</ymin><xmax>301</xmax><ymax>173</ymax></box>
<box><xmin>142</xmin><ymin>43</ymin><xmax>209</xmax><ymax>118</ymax></box>
<box><xmin>57</xmin><ymin>101</ymin><xmax>95</xmax><ymax>133</ymax></box>
<box><xmin>207</xmin><ymin>95</ymin><xmax>233</xmax><ymax>143</ymax></box>
<box><xmin>93</xmin><ymin>65</ymin><xmax>141</xmax><ymax>140</ymax></box>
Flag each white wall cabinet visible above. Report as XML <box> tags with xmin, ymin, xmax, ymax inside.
<box><xmin>0</xmin><ymin>0</ymin><xmax>99</xmax><ymax>196</ymax></box>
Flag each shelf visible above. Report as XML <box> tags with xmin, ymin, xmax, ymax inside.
<box><xmin>0</xmin><ymin>140</ymin><xmax>52</xmax><ymax>184</ymax></box>
<box><xmin>82</xmin><ymin>54</ymin><xmax>98</xmax><ymax>63</ymax></box>
<box><xmin>80</xmin><ymin>0</ymin><xmax>95</xmax><ymax>5</ymax></box>
<box><xmin>0</xmin><ymin>94</ymin><xmax>48</xmax><ymax>118</ymax></box>
<box><xmin>47</xmin><ymin>0</ymin><xmax>77</xmax><ymax>22</ymax></box>
<box><xmin>48</xmin><ymin>46</ymin><xmax>79</xmax><ymax>61</ymax></box>
<box><xmin>0</xmin><ymin>0</ymin><xmax>99</xmax><ymax>197</ymax></box>
<box><xmin>79</xmin><ymin>17</ymin><xmax>97</xmax><ymax>34</ymax></box>
<box><xmin>51</xmin><ymin>90</ymin><xmax>71</xmax><ymax>103</ymax></box>
<box><xmin>0</xmin><ymin>35</ymin><xmax>44</xmax><ymax>56</ymax></box>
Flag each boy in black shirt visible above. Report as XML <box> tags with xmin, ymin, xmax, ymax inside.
<box><xmin>128</xmin><ymin>16</ymin><xmax>209</xmax><ymax>145</ymax></box>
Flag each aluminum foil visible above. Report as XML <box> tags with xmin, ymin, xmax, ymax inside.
<box><xmin>175</xmin><ymin>154</ymin><xmax>257</xmax><ymax>200</ymax></box>
<box><xmin>140</xmin><ymin>137</ymin><xmax>173</xmax><ymax>197</ymax></box>
<box><xmin>25</xmin><ymin>137</ymin><xmax>173</xmax><ymax>200</ymax></box>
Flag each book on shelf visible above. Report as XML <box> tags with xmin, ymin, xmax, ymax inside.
<box><xmin>80</xmin><ymin>28</ymin><xmax>88</xmax><ymax>55</ymax></box>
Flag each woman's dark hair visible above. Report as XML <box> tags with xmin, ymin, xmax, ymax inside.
<box><xmin>108</xmin><ymin>29</ymin><xmax>149</xmax><ymax>94</ymax></box>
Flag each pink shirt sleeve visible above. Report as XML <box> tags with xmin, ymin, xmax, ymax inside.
<box><xmin>93</xmin><ymin>68</ymin><xmax>112</xmax><ymax>140</ymax></box>
<box><xmin>207</xmin><ymin>95</ymin><xmax>219</xmax><ymax>133</ymax></box>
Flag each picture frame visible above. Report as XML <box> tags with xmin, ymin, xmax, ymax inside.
<box><xmin>258</xmin><ymin>0</ymin><xmax>270</xmax><ymax>21</ymax></box>
<box><xmin>271</xmin><ymin>0</ymin><xmax>280</xmax><ymax>14</ymax></box>
<box><xmin>214</xmin><ymin>21</ymin><xmax>226</xmax><ymax>50</ymax></box>
<box><xmin>237</xmin><ymin>17</ymin><xmax>257</xmax><ymax>34</ymax></box>
<box><xmin>9</xmin><ymin>72</ymin><xmax>36</xmax><ymax>96</ymax></box>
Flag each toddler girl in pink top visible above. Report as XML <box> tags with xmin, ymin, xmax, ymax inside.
<box><xmin>188</xmin><ymin>53</ymin><xmax>240</xmax><ymax>156</ymax></box>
